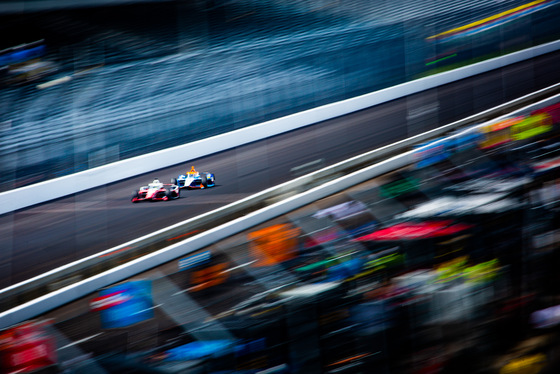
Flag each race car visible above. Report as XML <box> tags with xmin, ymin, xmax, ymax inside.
<box><xmin>173</xmin><ymin>166</ymin><xmax>216</xmax><ymax>189</ymax></box>
<box><xmin>131</xmin><ymin>178</ymin><xmax>180</xmax><ymax>202</ymax></box>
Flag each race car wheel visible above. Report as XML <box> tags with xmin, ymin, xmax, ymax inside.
<box><xmin>131</xmin><ymin>190</ymin><xmax>140</xmax><ymax>203</ymax></box>
<box><xmin>201</xmin><ymin>174</ymin><xmax>208</xmax><ymax>188</ymax></box>
<box><xmin>165</xmin><ymin>188</ymin><xmax>179</xmax><ymax>200</ymax></box>
<box><xmin>171</xmin><ymin>178</ymin><xmax>178</xmax><ymax>185</ymax></box>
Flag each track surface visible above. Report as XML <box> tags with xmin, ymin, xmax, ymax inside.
<box><xmin>1</xmin><ymin>51</ymin><xmax>560</xmax><ymax>287</ymax></box>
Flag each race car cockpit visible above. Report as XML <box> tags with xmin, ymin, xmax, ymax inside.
<box><xmin>148</xmin><ymin>178</ymin><xmax>162</xmax><ymax>188</ymax></box>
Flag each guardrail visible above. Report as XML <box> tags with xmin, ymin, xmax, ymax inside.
<box><xmin>1</xmin><ymin>40</ymin><xmax>559</xmax><ymax>216</ymax></box>
<box><xmin>1</xmin><ymin>85</ymin><xmax>559</xmax><ymax>328</ymax></box>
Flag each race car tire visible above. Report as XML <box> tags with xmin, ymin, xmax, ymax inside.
<box><xmin>201</xmin><ymin>174</ymin><xmax>208</xmax><ymax>188</ymax></box>
<box><xmin>165</xmin><ymin>188</ymin><xmax>179</xmax><ymax>200</ymax></box>
<box><xmin>171</xmin><ymin>178</ymin><xmax>178</xmax><ymax>185</ymax></box>
<box><xmin>131</xmin><ymin>190</ymin><xmax>140</xmax><ymax>203</ymax></box>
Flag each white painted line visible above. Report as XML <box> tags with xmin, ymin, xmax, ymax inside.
<box><xmin>36</xmin><ymin>75</ymin><xmax>72</xmax><ymax>89</ymax></box>
<box><xmin>59</xmin><ymin>332</ymin><xmax>103</xmax><ymax>350</ymax></box>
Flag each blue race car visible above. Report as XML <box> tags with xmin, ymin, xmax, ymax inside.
<box><xmin>173</xmin><ymin>166</ymin><xmax>216</xmax><ymax>189</ymax></box>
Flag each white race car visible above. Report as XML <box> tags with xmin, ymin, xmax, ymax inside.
<box><xmin>173</xmin><ymin>166</ymin><xmax>216</xmax><ymax>189</ymax></box>
<box><xmin>131</xmin><ymin>178</ymin><xmax>180</xmax><ymax>202</ymax></box>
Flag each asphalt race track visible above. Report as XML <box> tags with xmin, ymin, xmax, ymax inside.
<box><xmin>0</xmin><ymin>50</ymin><xmax>560</xmax><ymax>287</ymax></box>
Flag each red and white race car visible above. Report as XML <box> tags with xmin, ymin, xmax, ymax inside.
<box><xmin>131</xmin><ymin>178</ymin><xmax>180</xmax><ymax>202</ymax></box>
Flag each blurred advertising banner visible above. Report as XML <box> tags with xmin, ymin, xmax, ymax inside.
<box><xmin>90</xmin><ymin>280</ymin><xmax>154</xmax><ymax>329</ymax></box>
<box><xmin>0</xmin><ymin>319</ymin><xmax>57</xmax><ymax>373</ymax></box>
<box><xmin>248</xmin><ymin>224</ymin><xmax>300</xmax><ymax>267</ymax></box>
